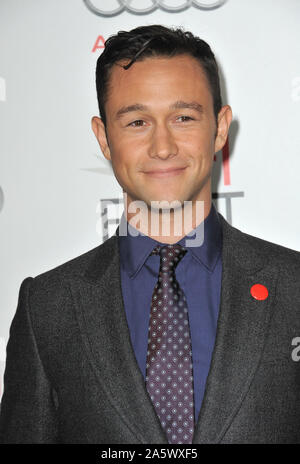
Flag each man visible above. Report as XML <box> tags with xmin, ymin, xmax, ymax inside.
<box><xmin>0</xmin><ymin>25</ymin><xmax>299</xmax><ymax>444</ymax></box>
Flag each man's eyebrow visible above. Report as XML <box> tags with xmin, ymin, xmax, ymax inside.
<box><xmin>115</xmin><ymin>104</ymin><xmax>148</xmax><ymax>119</ymax></box>
<box><xmin>115</xmin><ymin>100</ymin><xmax>204</xmax><ymax>119</ymax></box>
<box><xmin>170</xmin><ymin>100</ymin><xmax>204</xmax><ymax>114</ymax></box>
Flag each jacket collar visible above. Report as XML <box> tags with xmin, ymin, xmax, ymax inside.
<box><xmin>115</xmin><ymin>203</ymin><xmax>222</xmax><ymax>279</ymax></box>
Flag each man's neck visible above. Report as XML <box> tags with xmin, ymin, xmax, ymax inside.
<box><xmin>124</xmin><ymin>199</ymin><xmax>211</xmax><ymax>244</ymax></box>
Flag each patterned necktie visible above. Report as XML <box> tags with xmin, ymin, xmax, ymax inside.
<box><xmin>146</xmin><ymin>244</ymin><xmax>195</xmax><ymax>444</ymax></box>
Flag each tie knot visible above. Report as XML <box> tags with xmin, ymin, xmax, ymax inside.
<box><xmin>150</xmin><ymin>244</ymin><xmax>187</xmax><ymax>271</ymax></box>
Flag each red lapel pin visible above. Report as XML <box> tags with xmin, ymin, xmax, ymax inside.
<box><xmin>250</xmin><ymin>284</ymin><xmax>269</xmax><ymax>301</ymax></box>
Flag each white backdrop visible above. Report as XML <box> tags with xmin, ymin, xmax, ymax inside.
<box><xmin>0</xmin><ymin>0</ymin><xmax>300</xmax><ymax>399</ymax></box>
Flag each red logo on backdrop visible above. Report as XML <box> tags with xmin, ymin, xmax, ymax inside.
<box><xmin>92</xmin><ymin>35</ymin><xmax>105</xmax><ymax>52</ymax></box>
<box><xmin>222</xmin><ymin>138</ymin><xmax>231</xmax><ymax>185</ymax></box>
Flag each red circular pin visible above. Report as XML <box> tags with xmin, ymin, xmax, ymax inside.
<box><xmin>250</xmin><ymin>284</ymin><xmax>268</xmax><ymax>301</ymax></box>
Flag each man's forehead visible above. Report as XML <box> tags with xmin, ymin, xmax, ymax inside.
<box><xmin>104</xmin><ymin>54</ymin><xmax>212</xmax><ymax>114</ymax></box>
<box><xmin>110</xmin><ymin>53</ymin><xmax>206</xmax><ymax>76</ymax></box>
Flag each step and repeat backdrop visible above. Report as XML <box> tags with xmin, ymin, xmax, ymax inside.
<box><xmin>0</xmin><ymin>0</ymin><xmax>299</xmax><ymax>398</ymax></box>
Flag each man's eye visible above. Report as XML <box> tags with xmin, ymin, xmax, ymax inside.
<box><xmin>128</xmin><ymin>120</ymin><xmax>145</xmax><ymax>127</ymax></box>
<box><xmin>177</xmin><ymin>116</ymin><xmax>194</xmax><ymax>122</ymax></box>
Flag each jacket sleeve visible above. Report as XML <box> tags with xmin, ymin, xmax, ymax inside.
<box><xmin>0</xmin><ymin>277</ymin><xmax>58</xmax><ymax>443</ymax></box>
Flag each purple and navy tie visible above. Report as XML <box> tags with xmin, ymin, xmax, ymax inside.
<box><xmin>146</xmin><ymin>244</ymin><xmax>195</xmax><ymax>444</ymax></box>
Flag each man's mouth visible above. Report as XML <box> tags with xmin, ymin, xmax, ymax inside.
<box><xmin>142</xmin><ymin>167</ymin><xmax>187</xmax><ymax>178</ymax></box>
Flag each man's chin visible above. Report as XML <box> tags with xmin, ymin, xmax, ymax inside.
<box><xmin>124</xmin><ymin>190</ymin><xmax>189</xmax><ymax>212</ymax></box>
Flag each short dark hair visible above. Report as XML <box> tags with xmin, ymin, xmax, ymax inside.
<box><xmin>95</xmin><ymin>25</ymin><xmax>222</xmax><ymax>127</ymax></box>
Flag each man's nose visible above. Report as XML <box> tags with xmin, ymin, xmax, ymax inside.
<box><xmin>148</xmin><ymin>124</ymin><xmax>178</xmax><ymax>160</ymax></box>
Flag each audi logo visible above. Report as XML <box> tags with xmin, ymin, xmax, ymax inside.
<box><xmin>83</xmin><ymin>0</ymin><xmax>227</xmax><ymax>17</ymax></box>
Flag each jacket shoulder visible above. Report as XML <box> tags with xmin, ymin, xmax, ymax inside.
<box><xmin>35</xmin><ymin>234</ymin><xmax>118</xmax><ymax>281</ymax></box>
<box><xmin>23</xmin><ymin>234</ymin><xmax>118</xmax><ymax>308</ymax></box>
<box><xmin>218</xmin><ymin>213</ymin><xmax>300</xmax><ymax>271</ymax></box>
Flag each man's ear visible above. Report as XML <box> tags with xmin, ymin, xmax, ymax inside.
<box><xmin>91</xmin><ymin>116</ymin><xmax>111</xmax><ymax>161</ymax></box>
<box><xmin>214</xmin><ymin>105</ymin><xmax>232</xmax><ymax>153</ymax></box>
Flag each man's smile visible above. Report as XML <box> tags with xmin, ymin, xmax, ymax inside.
<box><xmin>141</xmin><ymin>167</ymin><xmax>187</xmax><ymax>178</ymax></box>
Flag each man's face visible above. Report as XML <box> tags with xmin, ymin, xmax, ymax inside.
<box><xmin>92</xmin><ymin>54</ymin><xmax>231</xmax><ymax>208</ymax></box>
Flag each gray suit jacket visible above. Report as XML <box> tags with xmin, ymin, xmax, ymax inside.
<box><xmin>0</xmin><ymin>214</ymin><xmax>299</xmax><ymax>444</ymax></box>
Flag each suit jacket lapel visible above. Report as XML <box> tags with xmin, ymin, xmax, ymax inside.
<box><xmin>68</xmin><ymin>234</ymin><xmax>168</xmax><ymax>444</ymax></box>
<box><xmin>193</xmin><ymin>215</ymin><xmax>278</xmax><ymax>443</ymax></box>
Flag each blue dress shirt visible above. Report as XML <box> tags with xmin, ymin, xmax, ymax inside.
<box><xmin>118</xmin><ymin>203</ymin><xmax>222</xmax><ymax>422</ymax></box>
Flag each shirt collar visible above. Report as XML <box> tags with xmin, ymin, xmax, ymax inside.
<box><xmin>118</xmin><ymin>203</ymin><xmax>222</xmax><ymax>278</ymax></box>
